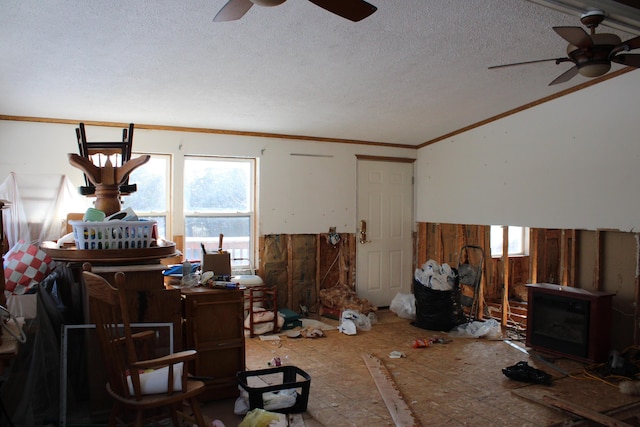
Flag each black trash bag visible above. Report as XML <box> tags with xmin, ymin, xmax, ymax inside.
<box><xmin>412</xmin><ymin>275</ymin><xmax>465</xmax><ymax>332</ymax></box>
<box><xmin>502</xmin><ymin>361</ymin><xmax>552</xmax><ymax>385</ymax></box>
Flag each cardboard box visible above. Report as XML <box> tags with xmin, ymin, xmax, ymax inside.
<box><xmin>202</xmin><ymin>252</ymin><xmax>231</xmax><ymax>275</ymax></box>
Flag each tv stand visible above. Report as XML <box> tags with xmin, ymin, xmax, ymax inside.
<box><xmin>526</xmin><ymin>283</ymin><xmax>615</xmax><ymax>363</ymax></box>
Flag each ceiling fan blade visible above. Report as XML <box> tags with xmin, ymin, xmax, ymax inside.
<box><xmin>213</xmin><ymin>0</ymin><xmax>253</xmax><ymax>22</ymax></box>
<box><xmin>488</xmin><ymin>57</ymin><xmax>568</xmax><ymax>69</ymax></box>
<box><xmin>307</xmin><ymin>0</ymin><xmax>377</xmax><ymax>22</ymax></box>
<box><xmin>553</xmin><ymin>26</ymin><xmax>593</xmax><ymax>49</ymax></box>
<box><xmin>612</xmin><ymin>54</ymin><xmax>640</xmax><ymax>68</ymax></box>
<box><xmin>621</xmin><ymin>35</ymin><xmax>640</xmax><ymax>51</ymax></box>
<box><xmin>549</xmin><ymin>65</ymin><xmax>579</xmax><ymax>86</ymax></box>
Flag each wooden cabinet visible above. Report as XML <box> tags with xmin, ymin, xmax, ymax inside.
<box><xmin>181</xmin><ymin>287</ymin><xmax>245</xmax><ymax>401</ymax></box>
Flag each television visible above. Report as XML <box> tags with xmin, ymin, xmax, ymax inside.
<box><xmin>526</xmin><ymin>283</ymin><xmax>615</xmax><ymax>363</ymax></box>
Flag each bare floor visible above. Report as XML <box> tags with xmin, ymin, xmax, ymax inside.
<box><xmin>202</xmin><ymin>310</ymin><xmax>640</xmax><ymax>426</ymax></box>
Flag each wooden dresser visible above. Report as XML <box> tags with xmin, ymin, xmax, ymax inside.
<box><xmin>181</xmin><ymin>287</ymin><xmax>245</xmax><ymax>401</ymax></box>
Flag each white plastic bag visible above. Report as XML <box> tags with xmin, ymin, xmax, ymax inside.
<box><xmin>389</xmin><ymin>293</ymin><xmax>416</xmax><ymax>320</ymax></box>
<box><xmin>449</xmin><ymin>319</ymin><xmax>503</xmax><ymax>340</ymax></box>
<box><xmin>338</xmin><ymin>318</ymin><xmax>357</xmax><ymax>335</ymax></box>
<box><xmin>262</xmin><ymin>388</ymin><xmax>297</xmax><ymax>411</ymax></box>
<box><xmin>341</xmin><ymin>309</ymin><xmax>371</xmax><ymax>332</ymax></box>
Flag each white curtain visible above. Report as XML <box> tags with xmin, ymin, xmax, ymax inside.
<box><xmin>0</xmin><ymin>172</ymin><xmax>89</xmax><ymax>248</ymax></box>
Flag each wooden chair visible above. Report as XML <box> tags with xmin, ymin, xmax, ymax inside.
<box><xmin>81</xmin><ymin>264</ymin><xmax>207</xmax><ymax>427</ymax></box>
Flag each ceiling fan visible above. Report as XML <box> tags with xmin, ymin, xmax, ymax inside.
<box><xmin>489</xmin><ymin>10</ymin><xmax>640</xmax><ymax>86</ymax></box>
<box><xmin>213</xmin><ymin>0</ymin><xmax>377</xmax><ymax>23</ymax></box>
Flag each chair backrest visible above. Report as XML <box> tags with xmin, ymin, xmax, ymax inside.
<box><xmin>82</xmin><ymin>264</ymin><xmax>144</xmax><ymax>400</ymax></box>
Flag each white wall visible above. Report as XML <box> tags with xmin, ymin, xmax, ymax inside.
<box><xmin>416</xmin><ymin>71</ymin><xmax>640</xmax><ymax>232</ymax></box>
<box><xmin>0</xmin><ymin>120</ymin><xmax>416</xmax><ymax>237</ymax></box>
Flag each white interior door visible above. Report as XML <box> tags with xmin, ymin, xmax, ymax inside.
<box><xmin>356</xmin><ymin>159</ymin><xmax>414</xmax><ymax>308</ymax></box>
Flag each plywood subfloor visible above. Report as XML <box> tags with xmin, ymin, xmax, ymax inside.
<box><xmin>238</xmin><ymin>310</ymin><xmax>640</xmax><ymax>427</ymax></box>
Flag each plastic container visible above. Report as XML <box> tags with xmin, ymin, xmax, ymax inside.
<box><xmin>69</xmin><ymin>220</ymin><xmax>156</xmax><ymax>250</ymax></box>
<box><xmin>237</xmin><ymin>366</ymin><xmax>311</xmax><ymax>413</ymax></box>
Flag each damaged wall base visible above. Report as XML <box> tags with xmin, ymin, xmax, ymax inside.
<box><xmin>258</xmin><ymin>233</ymin><xmax>356</xmax><ymax>315</ymax></box>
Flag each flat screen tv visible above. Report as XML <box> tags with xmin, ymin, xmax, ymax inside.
<box><xmin>526</xmin><ymin>283</ymin><xmax>615</xmax><ymax>363</ymax></box>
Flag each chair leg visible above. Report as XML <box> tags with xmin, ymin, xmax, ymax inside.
<box><xmin>134</xmin><ymin>409</ymin><xmax>144</xmax><ymax>427</ymax></box>
<box><xmin>189</xmin><ymin>398</ymin><xmax>207</xmax><ymax>427</ymax></box>
<box><xmin>109</xmin><ymin>403</ymin><xmax>122</xmax><ymax>427</ymax></box>
<box><xmin>169</xmin><ymin>404</ymin><xmax>180</xmax><ymax>426</ymax></box>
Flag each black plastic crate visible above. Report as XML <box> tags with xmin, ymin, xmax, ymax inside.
<box><xmin>237</xmin><ymin>365</ymin><xmax>311</xmax><ymax>413</ymax></box>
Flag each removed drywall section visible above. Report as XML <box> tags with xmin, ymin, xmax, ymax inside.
<box><xmin>260</xmin><ymin>235</ymin><xmax>289</xmax><ymax>310</ymax></box>
<box><xmin>259</xmin><ymin>233</ymin><xmax>356</xmax><ymax>315</ymax></box>
<box><xmin>418</xmin><ymin>221</ymin><xmax>640</xmax><ymax>351</ymax></box>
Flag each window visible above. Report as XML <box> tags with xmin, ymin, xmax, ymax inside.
<box><xmin>490</xmin><ymin>225</ymin><xmax>529</xmax><ymax>257</ymax></box>
<box><xmin>183</xmin><ymin>157</ymin><xmax>255</xmax><ymax>271</ymax></box>
<box><xmin>124</xmin><ymin>154</ymin><xmax>171</xmax><ymax>239</ymax></box>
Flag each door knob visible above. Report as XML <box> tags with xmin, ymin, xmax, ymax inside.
<box><xmin>359</xmin><ymin>220</ymin><xmax>370</xmax><ymax>244</ymax></box>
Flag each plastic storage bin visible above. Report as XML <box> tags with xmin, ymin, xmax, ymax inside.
<box><xmin>237</xmin><ymin>366</ymin><xmax>311</xmax><ymax>413</ymax></box>
<box><xmin>69</xmin><ymin>220</ymin><xmax>156</xmax><ymax>250</ymax></box>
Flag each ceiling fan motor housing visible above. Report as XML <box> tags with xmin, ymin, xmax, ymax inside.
<box><xmin>567</xmin><ymin>33</ymin><xmax>621</xmax><ymax>77</ymax></box>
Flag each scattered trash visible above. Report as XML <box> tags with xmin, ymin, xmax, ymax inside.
<box><xmin>261</xmin><ymin>388</ymin><xmax>298</xmax><ymax>411</ymax></box>
<box><xmin>285</xmin><ymin>330</ymin><xmax>302</xmax><ymax>338</ymax></box>
<box><xmin>449</xmin><ymin>318</ymin><xmax>503</xmax><ymax>340</ymax></box>
<box><xmin>368</xmin><ymin>311</ymin><xmax>378</xmax><ymax>324</ymax></box>
<box><xmin>502</xmin><ymin>361</ymin><xmax>552</xmax><ymax>385</ymax></box>
<box><xmin>319</xmin><ymin>283</ymin><xmax>377</xmax><ymax>315</ymax></box>
<box><xmin>299</xmin><ymin>304</ymin><xmax>309</xmax><ymax>317</ymax></box>
<box><xmin>412</xmin><ymin>338</ymin><xmax>430</xmax><ymax>348</ymax></box>
<box><xmin>390</xmin><ymin>292</ymin><xmax>416</xmax><ymax>320</ymax></box>
<box><xmin>411</xmin><ymin>336</ymin><xmax>451</xmax><ymax>348</ymax></box>
<box><xmin>238</xmin><ymin>408</ymin><xmax>282</xmax><ymax>427</ymax></box>
<box><xmin>414</xmin><ymin>259</ymin><xmax>456</xmax><ymax>291</ymax></box>
<box><xmin>268</xmin><ymin>355</ymin><xmax>290</xmax><ymax>367</ymax></box>
<box><xmin>339</xmin><ymin>309</ymin><xmax>372</xmax><ymax>335</ymax></box>
<box><xmin>389</xmin><ymin>351</ymin><xmax>406</xmax><ymax>359</ymax></box>
<box><xmin>299</xmin><ymin>326</ymin><xmax>325</xmax><ymax>338</ymax></box>
<box><xmin>338</xmin><ymin>318</ymin><xmax>357</xmax><ymax>335</ymax></box>
<box><xmin>234</xmin><ymin>385</ymin><xmax>250</xmax><ymax>415</ymax></box>
<box><xmin>258</xmin><ymin>335</ymin><xmax>281</xmax><ymax>341</ymax></box>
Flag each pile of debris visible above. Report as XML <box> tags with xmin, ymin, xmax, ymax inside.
<box><xmin>319</xmin><ymin>283</ymin><xmax>377</xmax><ymax>314</ymax></box>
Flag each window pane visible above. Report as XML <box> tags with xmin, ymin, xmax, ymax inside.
<box><xmin>184</xmin><ymin>158</ymin><xmax>251</xmax><ymax>212</ymax></box>
<box><xmin>139</xmin><ymin>215</ymin><xmax>166</xmax><ymax>239</ymax></box>
<box><xmin>508</xmin><ymin>226</ymin><xmax>524</xmax><ymax>254</ymax></box>
<box><xmin>126</xmin><ymin>156</ymin><xmax>168</xmax><ymax>212</ymax></box>
<box><xmin>184</xmin><ymin>157</ymin><xmax>255</xmax><ymax>270</ymax></box>
<box><xmin>490</xmin><ymin>226</ymin><xmax>505</xmax><ymax>256</ymax></box>
<box><xmin>184</xmin><ymin>216</ymin><xmax>251</xmax><ymax>266</ymax></box>
<box><xmin>490</xmin><ymin>225</ymin><xmax>527</xmax><ymax>257</ymax></box>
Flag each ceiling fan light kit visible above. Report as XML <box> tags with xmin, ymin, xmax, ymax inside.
<box><xmin>489</xmin><ymin>9</ymin><xmax>640</xmax><ymax>85</ymax></box>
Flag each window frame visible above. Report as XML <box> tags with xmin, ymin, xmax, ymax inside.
<box><xmin>183</xmin><ymin>155</ymin><xmax>257</xmax><ymax>271</ymax></box>
<box><xmin>490</xmin><ymin>225</ymin><xmax>530</xmax><ymax>258</ymax></box>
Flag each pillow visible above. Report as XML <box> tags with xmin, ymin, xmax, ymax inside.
<box><xmin>4</xmin><ymin>240</ymin><xmax>56</xmax><ymax>295</ymax></box>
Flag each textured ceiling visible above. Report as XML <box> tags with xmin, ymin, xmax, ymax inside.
<box><xmin>0</xmin><ymin>0</ymin><xmax>638</xmax><ymax>147</ymax></box>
